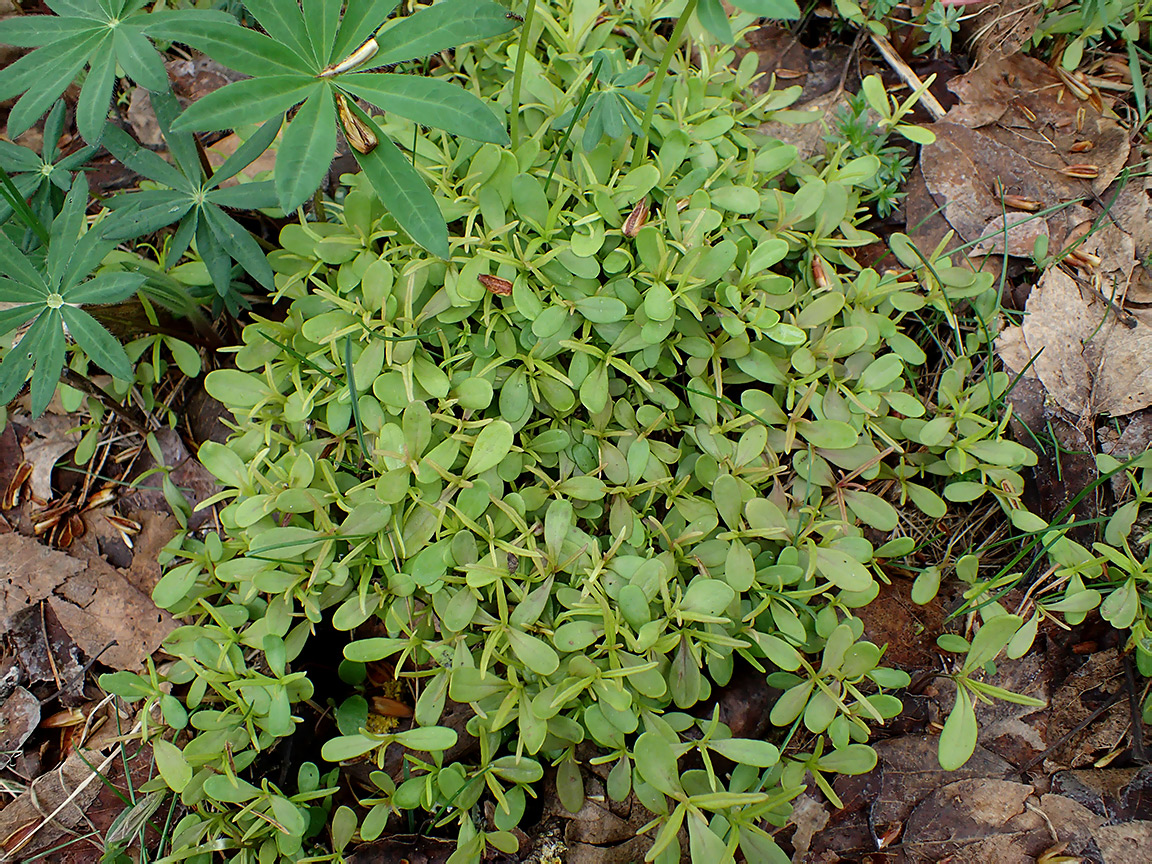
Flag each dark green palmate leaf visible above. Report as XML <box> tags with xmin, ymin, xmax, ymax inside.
<box><xmin>0</xmin><ymin>2</ymin><xmax>230</xmax><ymax>143</ymax></box>
<box><xmin>0</xmin><ymin>99</ymin><xmax>97</xmax><ymax>229</ymax></box>
<box><xmin>695</xmin><ymin>0</ymin><xmax>802</xmax><ymax>43</ymax></box>
<box><xmin>102</xmin><ymin>90</ymin><xmax>280</xmax><ymax>301</ymax></box>
<box><xmin>0</xmin><ymin>175</ymin><xmax>142</xmax><ymax>416</ymax></box>
<box><xmin>150</xmin><ymin>0</ymin><xmax>518</xmax><ymax>255</ymax></box>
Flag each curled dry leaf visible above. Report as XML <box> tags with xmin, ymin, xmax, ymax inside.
<box><xmin>478</xmin><ymin>274</ymin><xmax>513</xmax><ymax>296</ymax></box>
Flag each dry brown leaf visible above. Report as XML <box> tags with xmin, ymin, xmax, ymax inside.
<box><xmin>0</xmin><ymin>533</ymin><xmax>175</xmax><ymax>671</ymax></box>
<box><xmin>0</xmin><ymin>687</ymin><xmax>39</xmax><ymax>764</ymax></box>
<box><xmin>921</xmin><ymin>123</ymin><xmax>1066</xmax><ymax>256</ymax></box>
<box><xmin>969</xmin><ymin>0</ymin><xmax>1044</xmax><ymax>64</ymax></box>
<box><xmin>997</xmin><ymin>268</ymin><xmax>1152</xmax><ymax>418</ymax></box>
<box><xmin>1090</xmin><ymin>821</ymin><xmax>1152</xmax><ymax>863</ymax></box>
<box><xmin>15</xmin><ymin>413</ymin><xmax>81</xmax><ymax>502</ymax></box>
<box><xmin>790</xmin><ymin>793</ymin><xmax>831</xmax><ymax>858</ymax></box>
<box><xmin>944</xmin><ymin>53</ymin><xmax>1129</xmax><ymax>197</ymax></box>
<box><xmin>0</xmin><ymin>701</ymin><xmax>128</xmax><ymax>861</ymax></box>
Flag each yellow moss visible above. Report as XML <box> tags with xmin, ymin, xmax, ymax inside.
<box><xmin>364</xmin><ymin>714</ymin><xmax>399</xmax><ymax>735</ymax></box>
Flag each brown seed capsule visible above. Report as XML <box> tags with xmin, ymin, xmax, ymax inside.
<box><xmin>812</xmin><ymin>255</ymin><xmax>829</xmax><ymax>289</ymax></box>
<box><xmin>1069</xmin><ymin>140</ymin><xmax>1095</xmax><ymax>153</ymax></box>
<box><xmin>478</xmin><ymin>274</ymin><xmax>513</xmax><ymax>296</ymax></box>
<box><xmin>336</xmin><ymin>93</ymin><xmax>377</xmax><ymax>155</ymax></box>
<box><xmin>1001</xmin><ymin>195</ymin><xmax>1042</xmax><ymax>212</ymax></box>
<box><xmin>1057</xmin><ymin>66</ymin><xmax>1093</xmax><ymax>100</ymax></box>
<box><xmin>1065</xmin><ymin>248</ymin><xmax>1102</xmax><ymax>269</ymax></box>
<box><xmin>775</xmin><ymin>68</ymin><xmax>805</xmax><ymax>79</ymax></box>
<box><xmin>622</xmin><ymin>198</ymin><xmax>650</xmax><ymax>238</ymax></box>
<box><xmin>1060</xmin><ymin>163</ymin><xmax>1099</xmax><ymax>179</ymax></box>
<box><xmin>319</xmin><ymin>37</ymin><xmax>379</xmax><ymax>77</ymax></box>
<box><xmin>3</xmin><ymin>461</ymin><xmax>31</xmax><ymax>510</ymax></box>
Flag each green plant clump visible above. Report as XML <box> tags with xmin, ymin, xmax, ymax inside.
<box><xmin>85</xmin><ymin>4</ymin><xmax>1089</xmax><ymax>863</ymax></box>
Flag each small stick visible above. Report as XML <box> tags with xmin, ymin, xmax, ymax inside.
<box><xmin>869</xmin><ymin>33</ymin><xmax>947</xmax><ymax>121</ymax></box>
<box><xmin>1122</xmin><ymin>652</ymin><xmax>1149</xmax><ymax>764</ymax></box>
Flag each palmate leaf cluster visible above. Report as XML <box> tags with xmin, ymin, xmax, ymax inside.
<box><xmin>0</xmin><ymin>175</ymin><xmax>141</xmax><ymax>416</ymax></box>
<box><xmin>0</xmin><ymin>99</ymin><xmax>97</xmax><ymax>229</ymax></box>
<box><xmin>552</xmin><ymin>49</ymin><xmax>652</xmax><ymax>152</ymax></box>
<box><xmin>695</xmin><ymin>0</ymin><xmax>802</xmax><ymax>41</ymax></box>
<box><xmin>0</xmin><ymin>0</ymin><xmax>229</xmax><ymax>144</ymax></box>
<box><xmin>102</xmin><ymin>89</ymin><xmax>279</xmax><ymax>306</ymax></box>
<box><xmin>146</xmin><ymin>0</ymin><xmax>520</xmax><ymax>256</ymax></box>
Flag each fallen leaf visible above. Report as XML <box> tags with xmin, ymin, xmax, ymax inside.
<box><xmin>970</xmin><ymin>0</ymin><xmax>1044</xmax><ymax>63</ymax></box>
<box><xmin>1090</xmin><ymin>821</ymin><xmax>1152</xmax><ymax>864</ymax></box>
<box><xmin>997</xmin><ymin>267</ymin><xmax>1152</xmax><ymax>418</ymax></box>
<box><xmin>1043</xmin><ymin>650</ymin><xmax>1129</xmax><ymax>771</ymax></box>
<box><xmin>944</xmin><ymin>53</ymin><xmax>1130</xmax><ymax>197</ymax></box>
<box><xmin>0</xmin><ymin>533</ymin><xmax>175</xmax><ymax>671</ymax></box>
<box><xmin>16</xmin><ymin>412</ymin><xmax>81</xmax><ymax>502</ymax></box>
<box><xmin>921</xmin><ymin>123</ymin><xmax>1066</xmax><ymax>257</ymax></box>
<box><xmin>790</xmin><ymin>793</ymin><xmax>831</xmax><ymax>858</ymax></box>
<box><xmin>0</xmin><ymin>687</ymin><xmax>39</xmax><ymax>764</ymax></box>
<box><xmin>0</xmin><ymin>702</ymin><xmax>128</xmax><ymax>861</ymax></box>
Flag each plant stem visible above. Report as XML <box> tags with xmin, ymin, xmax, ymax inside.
<box><xmin>631</xmin><ymin>0</ymin><xmax>698</xmax><ymax>167</ymax></box>
<box><xmin>509</xmin><ymin>0</ymin><xmax>539</xmax><ymax>146</ymax></box>
<box><xmin>61</xmin><ymin>369</ymin><xmax>150</xmax><ymax>438</ymax></box>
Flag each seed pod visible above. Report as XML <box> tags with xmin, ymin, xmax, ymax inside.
<box><xmin>478</xmin><ymin>274</ymin><xmax>513</xmax><ymax>296</ymax></box>
<box><xmin>1060</xmin><ymin>163</ymin><xmax>1099</xmax><ymax>179</ymax></box>
<box><xmin>3</xmin><ymin>461</ymin><xmax>31</xmax><ymax>510</ymax></box>
<box><xmin>336</xmin><ymin>93</ymin><xmax>378</xmax><ymax>155</ymax></box>
<box><xmin>622</xmin><ymin>198</ymin><xmax>650</xmax><ymax>237</ymax></box>
<box><xmin>1001</xmin><ymin>195</ymin><xmax>1042</xmax><ymax>212</ymax></box>
<box><xmin>1069</xmin><ymin>140</ymin><xmax>1094</xmax><ymax>153</ymax></box>
<box><xmin>1070</xmin><ymin>249</ymin><xmax>1102</xmax><ymax>268</ymax></box>
<box><xmin>1057</xmin><ymin>67</ymin><xmax>1093</xmax><ymax>100</ymax></box>
<box><xmin>775</xmin><ymin>68</ymin><xmax>805</xmax><ymax>79</ymax></box>
<box><xmin>812</xmin><ymin>255</ymin><xmax>829</xmax><ymax>289</ymax></box>
<box><xmin>319</xmin><ymin>37</ymin><xmax>379</xmax><ymax>77</ymax></box>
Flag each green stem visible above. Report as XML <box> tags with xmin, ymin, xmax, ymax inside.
<box><xmin>509</xmin><ymin>0</ymin><xmax>539</xmax><ymax>146</ymax></box>
<box><xmin>631</xmin><ymin>0</ymin><xmax>698</xmax><ymax>168</ymax></box>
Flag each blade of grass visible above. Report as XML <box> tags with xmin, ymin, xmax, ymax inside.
<box><xmin>344</xmin><ymin>335</ymin><xmax>368</xmax><ymax>468</ymax></box>
<box><xmin>546</xmin><ymin>55</ymin><xmax>603</xmax><ymax>189</ymax></box>
<box><xmin>0</xmin><ymin>164</ymin><xmax>50</xmax><ymax>246</ymax></box>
